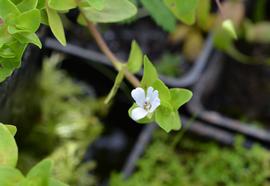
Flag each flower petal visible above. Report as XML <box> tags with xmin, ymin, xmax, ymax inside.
<box><xmin>149</xmin><ymin>90</ymin><xmax>159</xmax><ymax>103</ymax></box>
<box><xmin>131</xmin><ymin>87</ymin><xmax>145</xmax><ymax>107</ymax></box>
<box><xmin>149</xmin><ymin>97</ymin><xmax>160</xmax><ymax>113</ymax></box>
<box><xmin>131</xmin><ymin>107</ymin><xmax>148</xmax><ymax>121</ymax></box>
<box><xmin>147</xmin><ymin>86</ymin><xmax>154</xmax><ymax>98</ymax></box>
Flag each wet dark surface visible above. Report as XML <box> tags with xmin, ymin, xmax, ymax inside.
<box><xmin>202</xmin><ymin>55</ymin><xmax>270</xmax><ymax>126</ymax></box>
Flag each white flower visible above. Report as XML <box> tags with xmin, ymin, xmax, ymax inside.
<box><xmin>130</xmin><ymin>86</ymin><xmax>160</xmax><ymax>121</ymax></box>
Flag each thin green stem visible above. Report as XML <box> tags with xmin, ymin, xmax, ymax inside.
<box><xmin>76</xmin><ymin>1</ymin><xmax>140</xmax><ymax>87</ymax></box>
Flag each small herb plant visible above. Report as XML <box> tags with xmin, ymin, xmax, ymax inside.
<box><xmin>0</xmin><ymin>0</ymin><xmax>237</xmax><ymax>131</ymax></box>
<box><xmin>0</xmin><ymin>0</ymin><xmax>238</xmax><ymax>184</ymax></box>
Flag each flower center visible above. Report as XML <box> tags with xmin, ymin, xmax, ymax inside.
<box><xmin>143</xmin><ymin>101</ymin><xmax>151</xmax><ymax>111</ymax></box>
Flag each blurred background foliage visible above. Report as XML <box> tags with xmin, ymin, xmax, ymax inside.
<box><xmin>111</xmin><ymin>131</ymin><xmax>270</xmax><ymax>186</ymax></box>
<box><xmin>17</xmin><ymin>54</ymin><xmax>109</xmax><ymax>186</ymax></box>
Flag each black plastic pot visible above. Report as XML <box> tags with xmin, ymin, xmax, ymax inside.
<box><xmin>188</xmin><ymin>52</ymin><xmax>270</xmax><ymax>144</ymax></box>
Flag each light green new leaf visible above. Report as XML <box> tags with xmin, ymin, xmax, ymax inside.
<box><xmin>127</xmin><ymin>41</ymin><xmax>143</xmax><ymax>73</ymax></box>
<box><xmin>48</xmin><ymin>0</ymin><xmax>76</xmax><ymax>11</ymax></box>
<box><xmin>26</xmin><ymin>159</ymin><xmax>53</xmax><ymax>186</ymax></box>
<box><xmin>4</xmin><ymin>125</ymin><xmax>17</xmax><ymax>136</ymax></box>
<box><xmin>152</xmin><ymin>79</ymin><xmax>171</xmax><ymax>104</ymax></box>
<box><xmin>0</xmin><ymin>59</ymin><xmax>19</xmax><ymax>82</ymax></box>
<box><xmin>17</xmin><ymin>0</ymin><xmax>38</xmax><ymax>12</ymax></box>
<box><xmin>141</xmin><ymin>0</ymin><xmax>176</xmax><ymax>32</ymax></box>
<box><xmin>81</xmin><ymin>0</ymin><xmax>137</xmax><ymax>23</ymax></box>
<box><xmin>105</xmin><ymin>68</ymin><xmax>125</xmax><ymax>104</ymax></box>
<box><xmin>141</xmin><ymin>56</ymin><xmax>158</xmax><ymax>88</ymax></box>
<box><xmin>46</xmin><ymin>7</ymin><xmax>66</xmax><ymax>46</ymax></box>
<box><xmin>164</xmin><ymin>0</ymin><xmax>198</xmax><ymax>25</ymax></box>
<box><xmin>0</xmin><ymin>0</ymin><xmax>20</xmax><ymax>19</ymax></box>
<box><xmin>0</xmin><ymin>166</ymin><xmax>24</xmax><ymax>186</ymax></box>
<box><xmin>49</xmin><ymin>178</ymin><xmax>69</xmax><ymax>186</ymax></box>
<box><xmin>222</xmin><ymin>19</ymin><xmax>238</xmax><ymax>39</ymax></box>
<box><xmin>13</xmin><ymin>32</ymin><xmax>42</xmax><ymax>48</ymax></box>
<box><xmin>0</xmin><ymin>43</ymin><xmax>26</xmax><ymax>82</ymax></box>
<box><xmin>15</xmin><ymin>9</ymin><xmax>41</xmax><ymax>33</ymax></box>
<box><xmin>0</xmin><ymin>46</ymin><xmax>16</xmax><ymax>58</ymax></box>
<box><xmin>155</xmin><ymin>105</ymin><xmax>181</xmax><ymax>132</ymax></box>
<box><xmin>0</xmin><ymin>124</ymin><xmax>18</xmax><ymax>167</ymax></box>
<box><xmin>170</xmin><ymin>88</ymin><xmax>192</xmax><ymax>110</ymax></box>
<box><xmin>87</xmin><ymin>0</ymin><xmax>105</xmax><ymax>10</ymax></box>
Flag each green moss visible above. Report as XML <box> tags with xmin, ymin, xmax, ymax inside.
<box><xmin>17</xmin><ymin>54</ymin><xmax>108</xmax><ymax>186</ymax></box>
<box><xmin>111</xmin><ymin>132</ymin><xmax>270</xmax><ymax>186</ymax></box>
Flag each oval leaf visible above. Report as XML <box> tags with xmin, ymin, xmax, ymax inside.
<box><xmin>0</xmin><ymin>124</ymin><xmax>18</xmax><ymax>167</ymax></box>
<box><xmin>170</xmin><ymin>88</ymin><xmax>192</xmax><ymax>110</ymax></box>
<box><xmin>46</xmin><ymin>7</ymin><xmax>66</xmax><ymax>46</ymax></box>
<box><xmin>26</xmin><ymin>159</ymin><xmax>53</xmax><ymax>186</ymax></box>
<box><xmin>127</xmin><ymin>41</ymin><xmax>143</xmax><ymax>73</ymax></box>
<box><xmin>155</xmin><ymin>105</ymin><xmax>181</xmax><ymax>132</ymax></box>
<box><xmin>0</xmin><ymin>166</ymin><xmax>24</xmax><ymax>186</ymax></box>
<box><xmin>48</xmin><ymin>0</ymin><xmax>76</xmax><ymax>11</ymax></box>
<box><xmin>81</xmin><ymin>0</ymin><xmax>137</xmax><ymax>23</ymax></box>
<box><xmin>141</xmin><ymin>56</ymin><xmax>158</xmax><ymax>88</ymax></box>
<box><xmin>164</xmin><ymin>0</ymin><xmax>198</xmax><ymax>25</ymax></box>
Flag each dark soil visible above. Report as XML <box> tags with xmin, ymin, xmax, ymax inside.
<box><xmin>202</xmin><ymin>54</ymin><xmax>270</xmax><ymax>126</ymax></box>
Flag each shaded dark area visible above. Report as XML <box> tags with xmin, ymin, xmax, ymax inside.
<box><xmin>203</xmin><ymin>55</ymin><xmax>270</xmax><ymax>125</ymax></box>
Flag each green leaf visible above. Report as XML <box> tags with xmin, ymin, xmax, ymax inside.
<box><xmin>164</xmin><ymin>0</ymin><xmax>198</xmax><ymax>25</ymax></box>
<box><xmin>0</xmin><ymin>46</ymin><xmax>16</xmax><ymax>58</ymax></box>
<box><xmin>0</xmin><ymin>0</ymin><xmax>20</xmax><ymax>20</ymax></box>
<box><xmin>77</xmin><ymin>13</ymin><xmax>87</xmax><ymax>26</ymax></box>
<box><xmin>141</xmin><ymin>0</ymin><xmax>176</xmax><ymax>32</ymax></box>
<box><xmin>15</xmin><ymin>9</ymin><xmax>41</xmax><ymax>33</ymax></box>
<box><xmin>170</xmin><ymin>88</ymin><xmax>192</xmax><ymax>110</ymax></box>
<box><xmin>13</xmin><ymin>32</ymin><xmax>42</xmax><ymax>48</ymax></box>
<box><xmin>155</xmin><ymin>105</ymin><xmax>181</xmax><ymax>132</ymax></box>
<box><xmin>4</xmin><ymin>125</ymin><xmax>17</xmax><ymax>136</ymax></box>
<box><xmin>152</xmin><ymin>79</ymin><xmax>171</xmax><ymax>104</ymax></box>
<box><xmin>46</xmin><ymin>7</ymin><xmax>66</xmax><ymax>46</ymax></box>
<box><xmin>105</xmin><ymin>68</ymin><xmax>125</xmax><ymax>104</ymax></box>
<box><xmin>222</xmin><ymin>19</ymin><xmax>237</xmax><ymax>39</ymax></box>
<box><xmin>17</xmin><ymin>0</ymin><xmax>38</xmax><ymax>12</ymax></box>
<box><xmin>81</xmin><ymin>0</ymin><xmax>137</xmax><ymax>23</ymax></box>
<box><xmin>0</xmin><ymin>166</ymin><xmax>24</xmax><ymax>186</ymax></box>
<box><xmin>196</xmin><ymin>0</ymin><xmax>210</xmax><ymax>30</ymax></box>
<box><xmin>37</xmin><ymin>0</ymin><xmax>45</xmax><ymax>9</ymax></box>
<box><xmin>127</xmin><ymin>41</ymin><xmax>143</xmax><ymax>73</ymax></box>
<box><xmin>48</xmin><ymin>0</ymin><xmax>76</xmax><ymax>11</ymax></box>
<box><xmin>213</xmin><ymin>27</ymin><xmax>233</xmax><ymax>50</ymax></box>
<box><xmin>87</xmin><ymin>0</ymin><xmax>105</xmax><ymax>10</ymax></box>
<box><xmin>141</xmin><ymin>56</ymin><xmax>158</xmax><ymax>88</ymax></box>
<box><xmin>49</xmin><ymin>178</ymin><xmax>69</xmax><ymax>186</ymax></box>
<box><xmin>26</xmin><ymin>159</ymin><xmax>53</xmax><ymax>186</ymax></box>
<box><xmin>0</xmin><ymin>123</ymin><xmax>18</xmax><ymax>167</ymax></box>
<box><xmin>40</xmin><ymin>9</ymin><xmax>49</xmax><ymax>25</ymax></box>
